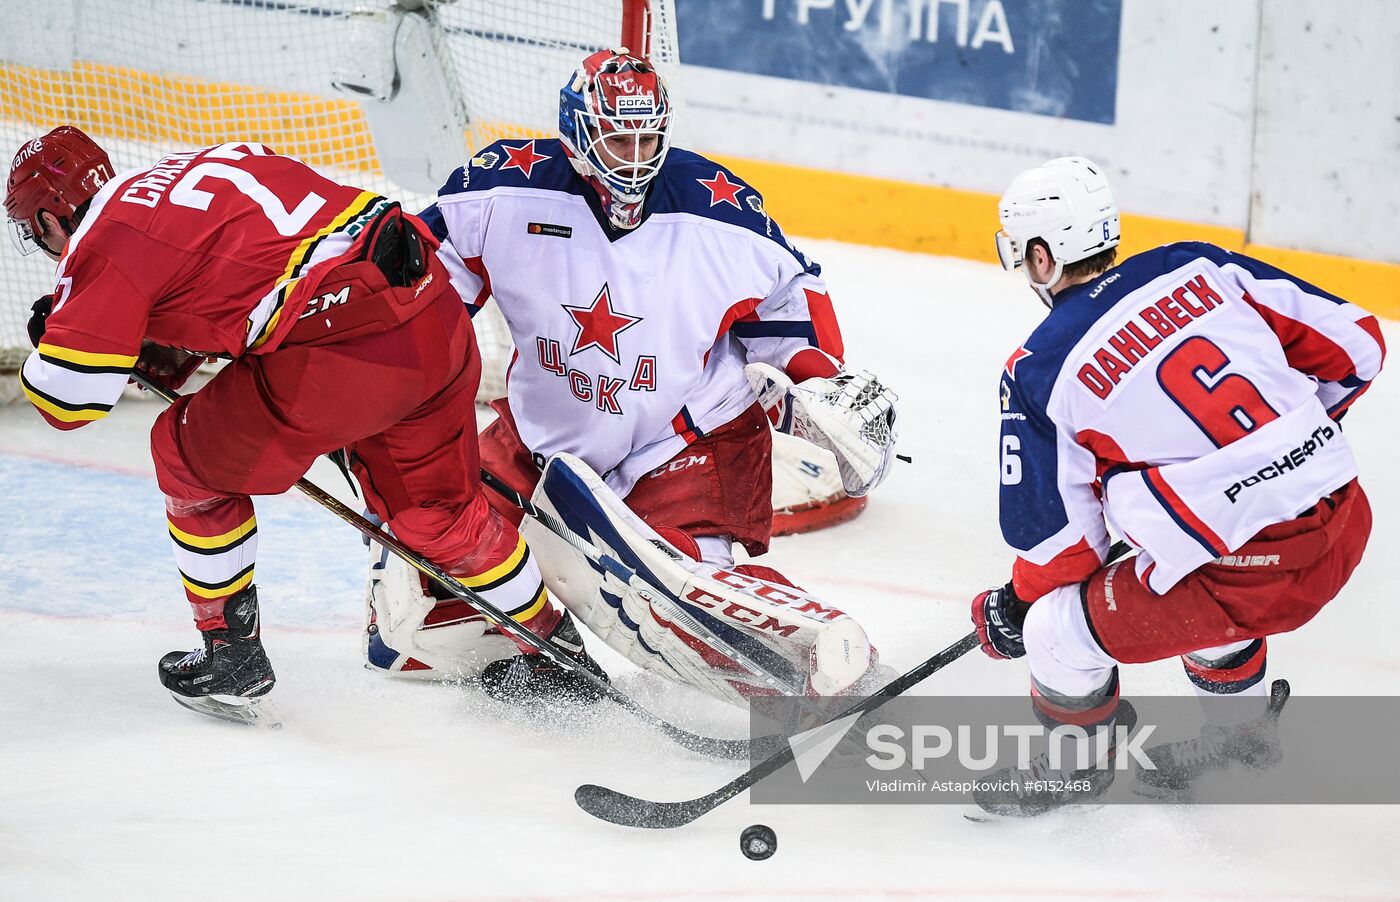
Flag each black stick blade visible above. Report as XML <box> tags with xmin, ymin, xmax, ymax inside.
<box><xmin>574</xmin><ymin>784</ymin><xmax>714</xmax><ymax>829</ymax></box>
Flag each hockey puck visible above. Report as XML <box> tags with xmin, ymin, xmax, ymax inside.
<box><xmin>740</xmin><ymin>824</ymin><xmax>777</xmax><ymax>860</ymax></box>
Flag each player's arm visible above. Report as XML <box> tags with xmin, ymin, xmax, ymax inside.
<box><xmin>1216</xmin><ymin>248</ymin><xmax>1386</xmax><ymax>418</ymax></box>
<box><xmin>423</xmin><ymin>164</ymin><xmax>491</xmax><ymax>317</ymax></box>
<box><xmin>739</xmin><ymin>273</ymin><xmax>899</xmax><ymax>497</ymax></box>
<box><xmin>999</xmin><ymin>377</ymin><xmax>1110</xmax><ymax>600</ymax></box>
<box><xmin>20</xmin><ymin>252</ymin><xmax>146</xmax><ymax>431</ymax></box>
<box><xmin>973</xmin><ymin>375</ymin><xmax>1110</xmax><ymax>658</ymax></box>
<box><xmin>729</xmin><ymin>270</ymin><xmax>845</xmax><ymax>381</ymax></box>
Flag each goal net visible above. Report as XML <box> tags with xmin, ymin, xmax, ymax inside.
<box><xmin>0</xmin><ymin>0</ymin><xmax>863</xmax><ymax>531</ymax></box>
<box><xmin>0</xmin><ymin>0</ymin><xmax>680</xmax><ymax>398</ymax></box>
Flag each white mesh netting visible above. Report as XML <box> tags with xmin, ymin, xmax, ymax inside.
<box><xmin>0</xmin><ymin>0</ymin><xmax>679</xmax><ymax>399</ymax></box>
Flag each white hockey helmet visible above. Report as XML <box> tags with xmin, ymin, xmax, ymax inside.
<box><xmin>995</xmin><ymin>157</ymin><xmax>1119</xmax><ymax>305</ymax></box>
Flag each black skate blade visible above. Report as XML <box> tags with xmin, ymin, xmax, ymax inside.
<box><xmin>170</xmin><ymin>692</ymin><xmax>283</xmax><ymax>729</ymax></box>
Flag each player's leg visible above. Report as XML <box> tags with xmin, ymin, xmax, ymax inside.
<box><xmin>362</xmin><ymin>392</ymin><xmax>599</xmax><ymax>684</ymax></box>
<box><xmin>1135</xmin><ymin>481</ymin><xmax>1371</xmax><ymax>797</ymax></box>
<box><xmin>147</xmin><ymin>293</ymin><xmax>484</xmax><ymax>703</ymax></box>
<box><xmin>598</xmin><ymin>404</ymin><xmax>889</xmax><ymax>695</ymax></box>
<box><xmin>625</xmin><ymin>403</ymin><xmax>837</xmax><ymax>612</ymax></box>
<box><xmin>147</xmin><ymin>364</ymin><xmax>323</xmax><ymax>706</ymax></box>
<box><xmin>969</xmin><ymin>578</ymin><xmax>1131</xmax><ymax>817</ymax></box>
<box><xmin>624</xmin><ymin>403</ymin><xmax>776</xmax><ymax>565</ymax></box>
<box><xmin>968</xmin><ymin>527</ymin><xmax>1327</xmax><ymax>817</ymax></box>
<box><xmin>364</xmin><ymin>395</ymin><xmax>543</xmax><ymax>678</ymax></box>
<box><xmin>476</xmin><ymin>398</ymin><xmax>542</xmax><ymax>527</ymax></box>
<box><xmin>348</xmin><ymin>303</ymin><xmax>601</xmax><ymax>700</ymax></box>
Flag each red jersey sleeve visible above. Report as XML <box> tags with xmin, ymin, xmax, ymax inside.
<box><xmin>20</xmin><ymin>239</ymin><xmax>149</xmax><ymax>430</ymax></box>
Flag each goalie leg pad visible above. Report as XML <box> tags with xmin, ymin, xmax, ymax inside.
<box><xmin>525</xmin><ymin>453</ymin><xmax>878</xmax><ymax>703</ymax></box>
<box><xmin>364</xmin><ymin>545</ymin><xmax>518</xmax><ymax>680</ymax></box>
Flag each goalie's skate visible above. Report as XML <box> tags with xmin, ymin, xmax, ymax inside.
<box><xmin>159</xmin><ymin>586</ymin><xmax>281</xmax><ymax>728</ymax></box>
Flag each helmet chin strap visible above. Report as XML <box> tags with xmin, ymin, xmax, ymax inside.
<box><xmin>1027</xmin><ymin>258</ymin><xmax>1064</xmax><ymax>309</ymax></box>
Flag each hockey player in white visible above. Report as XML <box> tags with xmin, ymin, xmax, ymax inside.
<box><xmin>969</xmin><ymin>157</ymin><xmax>1384</xmax><ymax>815</ymax></box>
<box><xmin>363</xmin><ymin>50</ymin><xmax>900</xmax><ymax>702</ymax></box>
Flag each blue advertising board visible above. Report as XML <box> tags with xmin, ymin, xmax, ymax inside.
<box><xmin>676</xmin><ymin>0</ymin><xmax>1122</xmax><ymax>124</ymax></box>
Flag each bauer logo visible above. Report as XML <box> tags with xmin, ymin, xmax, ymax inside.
<box><xmin>750</xmin><ymin>695</ymin><xmax>1400</xmax><ymax>806</ymax></box>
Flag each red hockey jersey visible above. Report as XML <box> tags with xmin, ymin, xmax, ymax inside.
<box><xmin>20</xmin><ymin>142</ymin><xmax>389</xmax><ymax>429</ymax></box>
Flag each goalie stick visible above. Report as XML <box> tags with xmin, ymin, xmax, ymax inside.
<box><xmin>574</xmin><ymin>542</ymin><xmax>1134</xmax><ymax>828</ymax></box>
<box><xmin>132</xmin><ymin>373</ymin><xmax>753</xmax><ymax>760</ymax></box>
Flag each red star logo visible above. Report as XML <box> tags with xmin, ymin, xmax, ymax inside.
<box><xmin>1004</xmin><ymin>346</ymin><xmax>1033</xmax><ymax>379</ymax></box>
<box><xmin>501</xmin><ymin>140</ymin><xmax>550</xmax><ymax>179</ymax></box>
<box><xmin>698</xmin><ymin>170</ymin><xmax>744</xmax><ymax>208</ymax></box>
<box><xmin>563</xmin><ymin>284</ymin><xmax>643</xmax><ymax>364</ymax></box>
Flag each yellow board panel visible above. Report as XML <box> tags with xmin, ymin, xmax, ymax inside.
<box><xmin>1</xmin><ymin>62</ymin><xmax>382</xmax><ymax>174</ymax></box>
<box><xmin>713</xmin><ymin>154</ymin><xmax>1400</xmax><ymax>320</ymax></box>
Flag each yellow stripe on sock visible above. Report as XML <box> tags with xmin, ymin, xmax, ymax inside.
<box><xmin>456</xmin><ymin>536</ymin><xmax>529</xmax><ymax>588</ymax></box>
<box><xmin>506</xmin><ymin>584</ymin><xmax>549</xmax><ymax>625</ymax></box>
<box><xmin>181</xmin><ymin>569</ymin><xmax>254</xmax><ymax>600</ymax></box>
<box><xmin>168</xmin><ymin>515</ymin><xmax>257</xmax><ymax>550</ymax></box>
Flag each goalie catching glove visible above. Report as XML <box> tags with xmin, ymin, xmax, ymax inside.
<box><xmin>746</xmin><ymin>363</ymin><xmax>899</xmax><ymax>497</ymax></box>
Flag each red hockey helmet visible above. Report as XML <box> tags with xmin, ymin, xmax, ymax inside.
<box><xmin>4</xmin><ymin>126</ymin><xmax>113</xmax><ymax>255</ymax></box>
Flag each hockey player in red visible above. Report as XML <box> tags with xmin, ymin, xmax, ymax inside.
<box><xmin>968</xmin><ymin>157</ymin><xmax>1384</xmax><ymax>815</ymax></box>
<box><xmin>4</xmin><ymin>127</ymin><xmax>603</xmax><ymax>720</ymax></box>
<box><xmin>364</xmin><ymin>51</ymin><xmax>901</xmax><ymax>696</ymax></box>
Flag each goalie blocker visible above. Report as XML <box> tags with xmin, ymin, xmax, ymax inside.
<box><xmin>366</xmin><ymin>454</ymin><xmax>886</xmax><ymax>704</ymax></box>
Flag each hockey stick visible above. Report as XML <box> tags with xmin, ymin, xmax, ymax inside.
<box><xmin>479</xmin><ymin>468</ymin><xmax>813</xmax><ymax>699</ymax></box>
<box><xmin>574</xmin><ymin>630</ymin><xmax>980</xmax><ymax>828</ymax></box>
<box><xmin>573</xmin><ymin>541</ymin><xmax>1138</xmax><ymax>827</ymax></box>
<box><xmin>132</xmin><ymin>373</ymin><xmax>752</xmax><ymax>760</ymax></box>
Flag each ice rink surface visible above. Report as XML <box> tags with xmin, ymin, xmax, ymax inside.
<box><xmin>2</xmin><ymin>241</ymin><xmax>1397</xmax><ymax>901</ymax></box>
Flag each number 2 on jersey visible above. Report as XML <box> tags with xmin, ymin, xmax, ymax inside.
<box><xmin>1157</xmin><ymin>336</ymin><xmax>1279</xmax><ymax>447</ymax></box>
<box><xmin>169</xmin><ymin>143</ymin><xmax>326</xmax><ymax>236</ymax></box>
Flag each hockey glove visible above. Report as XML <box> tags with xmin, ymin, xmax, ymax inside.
<box><xmin>27</xmin><ymin>295</ymin><xmax>53</xmax><ymax>348</ymax></box>
<box><xmin>745</xmin><ymin>362</ymin><xmax>898</xmax><ymax>497</ymax></box>
<box><xmin>971</xmin><ymin>581</ymin><xmax>1030</xmax><ymax>660</ymax></box>
<box><xmin>134</xmin><ymin>342</ymin><xmax>208</xmax><ymax>392</ymax></box>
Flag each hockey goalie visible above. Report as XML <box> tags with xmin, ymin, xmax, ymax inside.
<box><xmin>363</xmin><ymin>48</ymin><xmax>900</xmax><ymax>703</ymax></box>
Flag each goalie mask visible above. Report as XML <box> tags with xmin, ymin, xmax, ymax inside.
<box><xmin>5</xmin><ymin>126</ymin><xmax>113</xmax><ymax>258</ymax></box>
<box><xmin>559</xmin><ymin>49</ymin><xmax>672</xmax><ymax>231</ymax></box>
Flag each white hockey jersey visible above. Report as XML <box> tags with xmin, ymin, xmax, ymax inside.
<box><xmin>423</xmin><ymin>139</ymin><xmax>843</xmax><ymax>496</ymax></box>
<box><xmin>999</xmin><ymin>242</ymin><xmax>1385</xmax><ymax>598</ymax></box>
